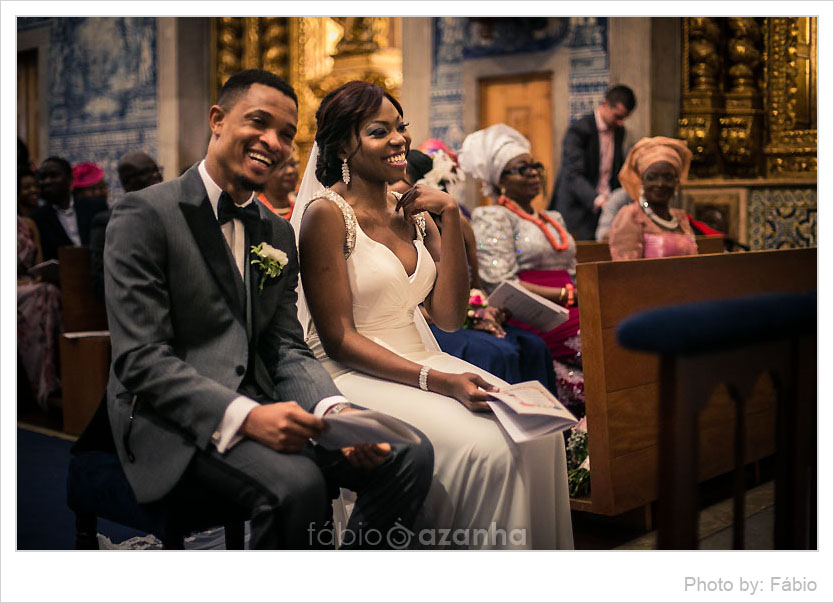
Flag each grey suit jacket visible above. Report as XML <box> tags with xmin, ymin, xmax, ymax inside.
<box><xmin>104</xmin><ymin>165</ymin><xmax>341</xmax><ymax>503</ymax></box>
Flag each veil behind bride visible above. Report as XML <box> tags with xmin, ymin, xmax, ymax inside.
<box><xmin>288</xmin><ymin>142</ymin><xmax>441</xmax><ymax>352</ymax></box>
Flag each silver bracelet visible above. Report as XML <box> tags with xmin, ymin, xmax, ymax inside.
<box><xmin>418</xmin><ymin>365</ymin><xmax>431</xmax><ymax>391</ymax></box>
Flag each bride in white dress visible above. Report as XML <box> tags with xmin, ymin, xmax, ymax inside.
<box><xmin>290</xmin><ymin>81</ymin><xmax>573</xmax><ymax>549</ymax></box>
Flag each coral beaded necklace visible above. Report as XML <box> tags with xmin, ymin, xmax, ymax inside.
<box><xmin>497</xmin><ymin>196</ymin><xmax>569</xmax><ymax>251</ymax></box>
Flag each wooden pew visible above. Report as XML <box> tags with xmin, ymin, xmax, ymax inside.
<box><xmin>573</xmin><ymin>248</ymin><xmax>816</xmax><ymax>516</ymax></box>
<box><xmin>58</xmin><ymin>246</ymin><xmax>110</xmax><ymax>436</ymax></box>
<box><xmin>575</xmin><ymin>235</ymin><xmax>725</xmax><ymax>264</ymax></box>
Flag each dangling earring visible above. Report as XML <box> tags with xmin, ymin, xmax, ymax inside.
<box><xmin>341</xmin><ymin>158</ymin><xmax>351</xmax><ymax>185</ymax></box>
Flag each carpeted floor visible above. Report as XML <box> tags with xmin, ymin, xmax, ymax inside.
<box><xmin>17</xmin><ymin>427</ymin><xmax>146</xmax><ymax>550</ymax></box>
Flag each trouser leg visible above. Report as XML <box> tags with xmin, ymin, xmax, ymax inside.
<box><xmin>314</xmin><ymin>435</ymin><xmax>434</xmax><ymax>549</ymax></box>
<box><xmin>172</xmin><ymin>439</ymin><xmax>332</xmax><ymax>549</ymax></box>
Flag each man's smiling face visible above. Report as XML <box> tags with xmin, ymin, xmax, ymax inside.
<box><xmin>206</xmin><ymin>83</ymin><xmax>298</xmax><ymax>201</ymax></box>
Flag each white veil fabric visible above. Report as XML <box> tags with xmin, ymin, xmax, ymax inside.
<box><xmin>289</xmin><ymin>142</ymin><xmax>326</xmax><ymax>340</ymax></box>
<box><xmin>289</xmin><ymin>143</ymin><xmax>441</xmax><ymax>352</ymax></box>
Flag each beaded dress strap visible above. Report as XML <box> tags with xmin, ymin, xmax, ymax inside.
<box><xmin>304</xmin><ymin>188</ymin><xmax>357</xmax><ymax>259</ymax></box>
<box><xmin>390</xmin><ymin>191</ymin><xmax>427</xmax><ymax>241</ymax></box>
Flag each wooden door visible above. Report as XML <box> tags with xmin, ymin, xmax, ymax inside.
<box><xmin>478</xmin><ymin>72</ymin><xmax>553</xmax><ymax>210</ymax></box>
<box><xmin>18</xmin><ymin>49</ymin><xmax>39</xmax><ymax>164</ymax></box>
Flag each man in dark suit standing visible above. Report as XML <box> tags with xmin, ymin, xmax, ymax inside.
<box><xmin>33</xmin><ymin>156</ymin><xmax>108</xmax><ymax>260</ymax></box>
<box><xmin>89</xmin><ymin>151</ymin><xmax>164</xmax><ymax>300</ymax></box>
<box><xmin>103</xmin><ymin>69</ymin><xmax>432</xmax><ymax>549</ymax></box>
<box><xmin>549</xmin><ymin>85</ymin><xmax>636</xmax><ymax>240</ymax></box>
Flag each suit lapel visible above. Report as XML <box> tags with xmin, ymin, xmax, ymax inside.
<box><xmin>248</xmin><ymin>202</ymin><xmax>276</xmax><ymax>343</ymax></box>
<box><xmin>179</xmin><ymin>174</ymin><xmax>246</xmax><ymax>325</ymax></box>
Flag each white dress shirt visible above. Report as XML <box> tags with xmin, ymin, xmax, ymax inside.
<box><xmin>593</xmin><ymin>108</ymin><xmax>616</xmax><ymax>211</ymax></box>
<box><xmin>55</xmin><ymin>201</ymin><xmax>82</xmax><ymax>246</ymax></box>
<box><xmin>197</xmin><ymin>161</ymin><xmax>346</xmax><ymax>453</ymax></box>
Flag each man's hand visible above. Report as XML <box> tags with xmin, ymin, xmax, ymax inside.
<box><xmin>240</xmin><ymin>401</ymin><xmax>326</xmax><ymax>452</ymax></box>
<box><xmin>341</xmin><ymin>443</ymin><xmax>391</xmax><ymax>469</ymax></box>
<box><xmin>327</xmin><ymin>406</ymin><xmax>392</xmax><ymax>468</ymax></box>
<box><xmin>593</xmin><ymin>192</ymin><xmax>608</xmax><ymax>212</ymax></box>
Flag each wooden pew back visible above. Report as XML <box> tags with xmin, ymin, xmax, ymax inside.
<box><xmin>575</xmin><ymin>235</ymin><xmax>725</xmax><ymax>264</ymax></box>
<box><xmin>574</xmin><ymin>248</ymin><xmax>816</xmax><ymax>515</ymax></box>
<box><xmin>57</xmin><ymin>245</ymin><xmax>110</xmax><ymax>435</ymax></box>
<box><xmin>58</xmin><ymin>246</ymin><xmax>108</xmax><ymax>332</ymax></box>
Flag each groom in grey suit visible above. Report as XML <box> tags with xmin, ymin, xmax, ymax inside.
<box><xmin>103</xmin><ymin>70</ymin><xmax>432</xmax><ymax>549</ymax></box>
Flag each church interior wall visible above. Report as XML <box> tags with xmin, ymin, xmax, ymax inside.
<box><xmin>18</xmin><ymin>17</ymin><xmax>159</xmax><ymax>205</ymax></box>
<box><xmin>16</xmin><ymin>16</ymin><xmax>816</xmax><ymax>251</ymax></box>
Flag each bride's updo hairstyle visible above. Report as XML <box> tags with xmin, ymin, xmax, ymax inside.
<box><xmin>314</xmin><ymin>80</ymin><xmax>404</xmax><ymax>186</ymax></box>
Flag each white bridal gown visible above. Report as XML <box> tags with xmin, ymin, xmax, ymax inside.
<box><xmin>303</xmin><ymin>189</ymin><xmax>573</xmax><ymax>549</ymax></box>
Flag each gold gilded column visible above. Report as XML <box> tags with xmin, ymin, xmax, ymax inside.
<box><xmin>213</xmin><ymin>17</ymin><xmax>402</xmax><ymax>173</ymax></box>
<box><xmin>719</xmin><ymin>17</ymin><xmax>764</xmax><ymax>177</ymax></box>
<box><xmin>762</xmin><ymin>17</ymin><xmax>817</xmax><ymax>177</ymax></box>
<box><xmin>678</xmin><ymin>18</ymin><xmax>724</xmax><ymax>177</ymax></box>
<box><xmin>211</xmin><ymin>17</ymin><xmax>291</xmax><ymax>97</ymax></box>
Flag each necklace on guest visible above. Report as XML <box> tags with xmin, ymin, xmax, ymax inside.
<box><xmin>639</xmin><ymin>197</ymin><xmax>679</xmax><ymax>231</ymax></box>
<box><xmin>498</xmin><ymin>195</ymin><xmax>569</xmax><ymax>251</ymax></box>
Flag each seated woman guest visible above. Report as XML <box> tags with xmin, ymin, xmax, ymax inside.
<box><xmin>394</xmin><ymin>147</ymin><xmax>557</xmax><ymax>390</ymax></box>
<box><xmin>258</xmin><ymin>154</ymin><xmax>299</xmax><ymax>219</ymax></box>
<box><xmin>608</xmin><ymin>136</ymin><xmax>698</xmax><ymax>260</ymax></box>
<box><xmin>18</xmin><ymin>171</ymin><xmax>62</xmax><ymax>409</ymax></box>
<box><xmin>18</xmin><ymin>169</ymin><xmax>40</xmax><ymax>218</ymax></box>
<box><xmin>293</xmin><ymin>81</ymin><xmax>573</xmax><ymax>549</ymax></box>
<box><xmin>461</xmin><ymin>125</ymin><xmax>583</xmax><ymax>411</ymax></box>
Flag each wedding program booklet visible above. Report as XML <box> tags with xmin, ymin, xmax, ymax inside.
<box><xmin>27</xmin><ymin>258</ymin><xmax>60</xmax><ymax>283</ymax></box>
<box><xmin>315</xmin><ymin>409</ymin><xmax>421</xmax><ymax>450</ymax></box>
<box><xmin>487</xmin><ymin>280</ymin><xmax>569</xmax><ymax>332</ymax></box>
<box><xmin>487</xmin><ymin>380</ymin><xmax>578</xmax><ymax>443</ymax></box>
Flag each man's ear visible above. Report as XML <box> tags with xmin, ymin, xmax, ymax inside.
<box><xmin>208</xmin><ymin>105</ymin><xmax>225</xmax><ymax>136</ymax></box>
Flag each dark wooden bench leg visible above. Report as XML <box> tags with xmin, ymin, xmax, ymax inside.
<box><xmin>74</xmin><ymin>511</ymin><xmax>99</xmax><ymax>550</ymax></box>
<box><xmin>224</xmin><ymin>521</ymin><xmax>245</xmax><ymax>550</ymax></box>
<box><xmin>162</xmin><ymin>531</ymin><xmax>185</xmax><ymax>549</ymax></box>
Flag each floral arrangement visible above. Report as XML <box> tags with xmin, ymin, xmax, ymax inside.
<box><xmin>416</xmin><ymin>149</ymin><xmax>464</xmax><ymax>192</ymax></box>
<box><xmin>250</xmin><ymin>242</ymin><xmax>288</xmax><ymax>291</ymax></box>
<box><xmin>463</xmin><ymin>289</ymin><xmax>489</xmax><ymax>329</ymax></box>
<box><xmin>566</xmin><ymin>416</ymin><xmax>591</xmax><ymax>498</ymax></box>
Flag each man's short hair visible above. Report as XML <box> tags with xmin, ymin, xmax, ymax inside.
<box><xmin>217</xmin><ymin>69</ymin><xmax>298</xmax><ymax>110</ymax></box>
<box><xmin>605</xmin><ymin>85</ymin><xmax>637</xmax><ymax>112</ymax></box>
<box><xmin>41</xmin><ymin>156</ymin><xmax>73</xmax><ymax>179</ymax></box>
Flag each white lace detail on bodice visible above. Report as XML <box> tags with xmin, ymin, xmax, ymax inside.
<box><xmin>304</xmin><ymin>188</ymin><xmax>426</xmax><ymax>259</ymax></box>
<box><xmin>304</xmin><ymin>188</ymin><xmax>357</xmax><ymax>259</ymax></box>
<box><xmin>390</xmin><ymin>190</ymin><xmax>427</xmax><ymax>241</ymax></box>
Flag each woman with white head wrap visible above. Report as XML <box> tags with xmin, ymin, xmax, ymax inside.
<box><xmin>461</xmin><ymin>125</ymin><xmax>580</xmax><ymax>361</ymax></box>
<box><xmin>461</xmin><ymin>126</ymin><xmax>586</xmax><ymax>474</ymax></box>
<box><xmin>608</xmin><ymin>136</ymin><xmax>697</xmax><ymax>260</ymax></box>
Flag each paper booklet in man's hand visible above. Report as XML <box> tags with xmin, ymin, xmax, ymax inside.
<box><xmin>487</xmin><ymin>381</ymin><xmax>578</xmax><ymax>443</ymax></box>
<box><xmin>314</xmin><ymin>410</ymin><xmax>422</xmax><ymax>450</ymax></box>
<box><xmin>487</xmin><ymin>280</ymin><xmax>569</xmax><ymax>332</ymax></box>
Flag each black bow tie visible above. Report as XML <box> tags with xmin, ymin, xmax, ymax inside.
<box><xmin>217</xmin><ymin>192</ymin><xmax>260</xmax><ymax>230</ymax></box>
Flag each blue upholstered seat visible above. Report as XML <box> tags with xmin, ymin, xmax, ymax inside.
<box><xmin>616</xmin><ymin>291</ymin><xmax>816</xmax><ymax>355</ymax></box>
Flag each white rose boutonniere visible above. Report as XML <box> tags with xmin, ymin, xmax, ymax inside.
<box><xmin>250</xmin><ymin>242</ymin><xmax>288</xmax><ymax>291</ymax></box>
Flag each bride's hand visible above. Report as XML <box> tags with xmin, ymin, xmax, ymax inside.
<box><xmin>431</xmin><ymin>371</ymin><xmax>498</xmax><ymax>413</ymax></box>
<box><xmin>395</xmin><ymin>185</ymin><xmax>458</xmax><ymax>220</ymax></box>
